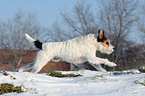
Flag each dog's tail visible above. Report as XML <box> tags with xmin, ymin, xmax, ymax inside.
<box><xmin>25</xmin><ymin>33</ymin><xmax>42</xmax><ymax>50</ymax></box>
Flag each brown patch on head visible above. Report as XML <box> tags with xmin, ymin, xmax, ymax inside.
<box><xmin>97</xmin><ymin>29</ymin><xmax>112</xmax><ymax>48</ymax></box>
<box><xmin>99</xmin><ymin>39</ymin><xmax>110</xmax><ymax>48</ymax></box>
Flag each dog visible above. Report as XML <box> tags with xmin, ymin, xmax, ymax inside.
<box><xmin>18</xmin><ymin>29</ymin><xmax>116</xmax><ymax>73</ymax></box>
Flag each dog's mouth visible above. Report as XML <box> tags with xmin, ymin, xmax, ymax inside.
<box><xmin>107</xmin><ymin>45</ymin><xmax>114</xmax><ymax>54</ymax></box>
<box><xmin>106</xmin><ymin>50</ymin><xmax>114</xmax><ymax>54</ymax></box>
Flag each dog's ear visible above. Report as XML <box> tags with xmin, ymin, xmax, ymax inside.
<box><xmin>98</xmin><ymin>29</ymin><xmax>103</xmax><ymax>39</ymax></box>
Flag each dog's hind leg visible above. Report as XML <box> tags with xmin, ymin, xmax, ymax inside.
<box><xmin>18</xmin><ymin>62</ymin><xmax>34</xmax><ymax>72</ymax></box>
<box><xmin>31</xmin><ymin>51</ymin><xmax>52</xmax><ymax>73</ymax></box>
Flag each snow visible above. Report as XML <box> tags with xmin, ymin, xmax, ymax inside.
<box><xmin>0</xmin><ymin>70</ymin><xmax>145</xmax><ymax>96</ymax></box>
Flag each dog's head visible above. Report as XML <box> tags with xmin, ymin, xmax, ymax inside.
<box><xmin>97</xmin><ymin>29</ymin><xmax>114</xmax><ymax>54</ymax></box>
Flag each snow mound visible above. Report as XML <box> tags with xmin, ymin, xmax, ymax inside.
<box><xmin>0</xmin><ymin>70</ymin><xmax>145</xmax><ymax>96</ymax></box>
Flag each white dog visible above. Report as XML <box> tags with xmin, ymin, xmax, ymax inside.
<box><xmin>18</xmin><ymin>29</ymin><xmax>116</xmax><ymax>73</ymax></box>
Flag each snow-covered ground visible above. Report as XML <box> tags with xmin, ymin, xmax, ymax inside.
<box><xmin>0</xmin><ymin>70</ymin><xmax>145</xmax><ymax>96</ymax></box>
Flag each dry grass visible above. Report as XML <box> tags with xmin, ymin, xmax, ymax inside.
<box><xmin>48</xmin><ymin>72</ymin><xmax>82</xmax><ymax>78</ymax></box>
<box><xmin>0</xmin><ymin>83</ymin><xmax>23</xmax><ymax>95</ymax></box>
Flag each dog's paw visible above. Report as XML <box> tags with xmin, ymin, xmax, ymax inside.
<box><xmin>17</xmin><ymin>69</ymin><xmax>23</xmax><ymax>72</ymax></box>
<box><xmin>109</xmin><ymin>62</ymin><xmax>117</xmax><ymax>67</ymax></box>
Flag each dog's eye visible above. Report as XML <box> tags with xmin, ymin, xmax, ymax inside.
<box><xmin>106</xmin><ymin>42</ymin><xmax>109</xmax><ymax>45</ymax></box>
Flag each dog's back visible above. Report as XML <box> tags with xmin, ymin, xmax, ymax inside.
<box><xmin>41</xmin><ymin>34</ymin><xmax>97</xmax><ymax>64</ymax></box>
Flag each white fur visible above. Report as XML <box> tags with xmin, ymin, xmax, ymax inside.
<box><xmin>18</xmin><ymin>34</ymin><xmax>116</xmax><ymax>73</ymax></box>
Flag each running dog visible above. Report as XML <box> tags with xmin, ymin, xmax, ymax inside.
<box><xmin>18</xmin><ymin>29</ymin><xmax>116</xmax><ymax>73</ymax></box>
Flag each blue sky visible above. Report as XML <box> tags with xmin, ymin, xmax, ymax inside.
<box><xmin>0</xmin><ymin>0</ymin><xmax>79</xmax><ymax>27</ymax></box>
<box><xmin>0</xmin><ymin>0</ymin><xmax>97</xmax><ymax>27</ymax></box>
<box><xmin>0</xmin><ymin>0</ymin><xmax>144</xmax><ymax>44</ymax></box>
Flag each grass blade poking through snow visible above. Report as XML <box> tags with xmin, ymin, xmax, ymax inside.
<box><xmin>134</xmin><ymin>80</ymin><xmax>145</xmax><ymax>86</ymax></box>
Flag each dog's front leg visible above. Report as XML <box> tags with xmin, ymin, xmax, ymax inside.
<box><xmin>90</xmin><ymin>64</ymin><xmax>107</xmax><ymax>72</ymax></box>
<box><xmin>88</xmin><ymin>57</ymin><xmax>116</xmax><ymax>67</ymax></box>
<box><xmin>102</xmin><ymin>58</ymin><xmax>117</xmax><ymax>67</ymax></box>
